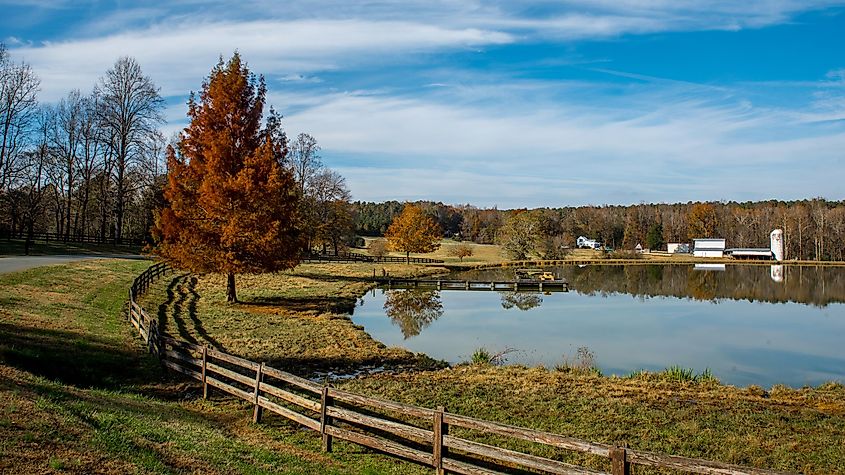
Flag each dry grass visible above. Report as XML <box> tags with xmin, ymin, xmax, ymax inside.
<box><xmin>0</xmin><ymin>259</ymin><xmax>433</xmax><ymax>474</ymax></box>
<box><xmin>341</xmin><ymin>366</ymin><xmax>845</xmax><ymax>474</ymax></box>
<box><xmin>142</xmin><ymin>262</ymin><xmax>448</xmax><ymax>373</ymax></box>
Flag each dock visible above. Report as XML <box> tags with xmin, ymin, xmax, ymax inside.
<box><xmin>374</xmin><ymin>278</ymin><xmax>569</xmax><ymax>292</ymax></box>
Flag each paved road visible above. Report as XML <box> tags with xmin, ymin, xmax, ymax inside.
<box><xmin>0</xmin><ymin>254</ymin><xmax>146</xmax><ymax>275</ymax></box>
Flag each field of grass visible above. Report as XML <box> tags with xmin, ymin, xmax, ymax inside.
<box><xmin>0</xmin><ymin>259</ymin><xmax>430</xmax><ymax>474</ymax></box>
<box><xmin>0</xmin><ymin>238</ymin><xmax>142</xmax><ymax>256</ymax></box>
<box><xmin>143</xmin><ymin>261</ymin><xmax>845</xmax><ymax>474</ymax></box>
<box><xmin>5</xmin><ymin>258</ymin><xmax>845</xmax><ymax>473</ymax></box>
<box><xmin>138</xmin><ymin>262</ymin><xmax>448</xmax><ymax>373</ymax></box>
<box><xmin>342</xmin><ymin>366</ymin><xmax>845</xmax><ymax>474</ymax></box>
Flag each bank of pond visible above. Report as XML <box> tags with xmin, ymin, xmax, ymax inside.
<box><xmin>352</xmin><ymin>264</ymin><xmax>845</xmax><ymax>389</ymax></box>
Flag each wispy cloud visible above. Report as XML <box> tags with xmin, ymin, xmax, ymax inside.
<box><xmin>11</xmin><ymin>18</ymin><xmax>512</xmax><ymax>100</ymax></box>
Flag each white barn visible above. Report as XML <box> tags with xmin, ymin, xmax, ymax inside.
<box><xmin>693</xmin><ymin>238</ymin><xmax>726</xmax><ymax>258</ymax></box>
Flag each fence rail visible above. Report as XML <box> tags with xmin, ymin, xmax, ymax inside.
<box><xmin>128</xmin><ymin>263</ymin><xmax>799</xmax><ymax>475</ymax></box>
<box><xmin>305</xmin><ymin>251</ymin><xmax>444</xmax><ymax>264</ymax></box>
<box><xmin>2</xmin><ymin>230</ymin><xmax>144</xmax><ymax>245</ymax></box>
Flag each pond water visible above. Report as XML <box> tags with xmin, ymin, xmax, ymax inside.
<box><xmin>351</xmin><ymin>265</ymin><xmax>845</xmax><ymax>388</ymax></box>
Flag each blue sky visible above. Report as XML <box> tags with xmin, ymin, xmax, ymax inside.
<box><xmin>2</xmin><ymin>0</ymin><xmax>844</xmax><ymax>207</ymax></box>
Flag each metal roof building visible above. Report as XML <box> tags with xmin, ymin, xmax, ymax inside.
<box><xmin>693</xmin><ymin>238</ymin><xmax>726</xmax><ymax>258</ymax></box>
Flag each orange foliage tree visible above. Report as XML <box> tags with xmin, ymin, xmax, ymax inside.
<box><xmin>384</xmin><ymin>204</ymin><xmax>442</xmax><ymax>263</ymax></box>
<box><xmin>687</xmin><ymin>202</ymin><xmax>719</xmax><ymax>240</ymax></box>
<box><xmin>152</xmin><ymin>54</ymin><xmax>303</xmax><ymax>302</ymax></box>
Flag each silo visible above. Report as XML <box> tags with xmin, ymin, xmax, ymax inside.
<box><xmin>770</xmin><ymin>229</ymin><xmax>784</xmax><ymax>261</ymax></box>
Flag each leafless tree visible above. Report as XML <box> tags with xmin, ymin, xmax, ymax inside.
<box><xmin>289</xmin><ymin>132</ymin><xmax>321</xmax><ymax>197</ymax></box>
<box><xmin>95</xmin><ymin>56</ymin><xmax>163</xmax><ymax>241</ymax></box>
<box><xmin>49</xmin><ymin>90</ymin><xmax>84</xmax><ymax>239</ymax></box>
<box><xmin>0</xmin><ymin>44</ymin><xmax>40</xmax><ymax>193</ymax></box>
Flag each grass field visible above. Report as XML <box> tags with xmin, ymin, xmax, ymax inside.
<box><xmin>139</xmin><ymin>262</ymin><xmax>448</xmax><ymax>373</ymax></box>
<box><xmin>4</xmin><ymin>258</ymin><xmax>845</xmax><ymax>473</ymax></box>
<box><xmin>140</xmin><ymin>260</ymin><xmax>845</xmax><ymax>474</ymax></box>
<box><xmin>0</xmin><ymin>259</ymin><xmax>429</xmax><ymax>474</ymax></box>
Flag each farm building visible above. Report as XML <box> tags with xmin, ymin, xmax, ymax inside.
<box><xmin>693</xmin><ymin>238</ymin><xmax>726</xmax><ymax>258</ymax></box>
<box><xmin>724</xmin><ymin>248</ymin><xmax>773</xmax><ymax>260</ymax></box>
<box><xmin>723</xmin><ymin>229</ymin><xmax>784</xmax><ymax>261</ymax></box>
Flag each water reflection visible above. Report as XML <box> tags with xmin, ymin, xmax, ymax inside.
<box><xmin>354</xmin><ymin>266</ymin><xmax>845</xmax><ymax>387</ymax></box>
<box><xmin>499</xmin><ymin>292</ymin><xmax>543</xmax><ymax>311</ymax></box>
<box><xmin>383</xmin><ymin>289</ymin><xmax>444</xmax><ymax>339</ymax></box>
<box><xmin>457</xmin><ymin>265</ymin><xmax>845</xmax><ymax>307</ymax></box>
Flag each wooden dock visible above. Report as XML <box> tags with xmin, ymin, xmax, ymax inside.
<box><xmin>374</xmin><ymin>278</ymin><xmax>569</xmax><ymax>292</ymax></box>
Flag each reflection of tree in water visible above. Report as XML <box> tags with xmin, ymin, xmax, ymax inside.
<box><xmin>500</xmin><ymin>292</ymin><xmax>543</xmax><ymax>311</ymax></box>
<box><xmin>384</xmin><ymin>290</ymin><xmax>444</xmax><ymax>339</ymax></box>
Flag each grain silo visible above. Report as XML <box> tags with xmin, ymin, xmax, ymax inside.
<box><xmin>770</xmin><ymin>229</ymin><xmax>784</xmax><ymax>261</ymax></box>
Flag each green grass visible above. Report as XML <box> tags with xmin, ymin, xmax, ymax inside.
<box><xmin>340</xmin><ymin>366</ymin><xmax>845</xmax><ymax>474</ymax></box>
<box><xmin>0</xmin><ymin>259</ymin><xmax>430</xmax><ymax>474</ymax></box>
<box><xmin>5</xmin><ymin>258</ymin><xmax>845</xmax><ymax>474</ymax></box>
<box><xmin>0</xmin><ymin>238</ymin><xmax>142</xmax><ymax>256</ymax></box>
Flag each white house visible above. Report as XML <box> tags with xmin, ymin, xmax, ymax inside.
<box><xmin>693</xmin><ymin>238</ymin><xmax>726</xmax><ymax>258</ymax></box>
<box><xmin>576</xmin><ymin>236</ymin><xmax>602</xmax><ymax>249</ymax></box>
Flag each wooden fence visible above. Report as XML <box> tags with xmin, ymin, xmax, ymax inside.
<box><xmin>2</xmin><ymin>230</ymin><xmax>144</xmax><ymax>245</ymax></box>
<box><xmin>305</xmin><ymin>251</ymin><xmax>444</xmax><ymax>264</ymax></box>
<box><xmin>128</xmin><ymin>263</ymin><xmax>798</xmax><ymax>475</ymax></box>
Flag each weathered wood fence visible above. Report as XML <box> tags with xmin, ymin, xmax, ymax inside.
<box><xmin>2</xmin><ymin>230</ymin><xmax>144</xmax><ymax>245</ymax></box>
<box><xmin>129</xmin><ymin>263</ymin><xmax>798</xmax><ymax>475</ymax></box>
<box><xmin>305</xmin><ymin>251</ymin><xmax>444</xmax><ymax>264</ymax></box>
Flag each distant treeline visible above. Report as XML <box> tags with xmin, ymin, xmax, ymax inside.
<box><xmin>353</xmin><ymin>199</ymin><xmax>845</xmax><ymax>261</ymax></box>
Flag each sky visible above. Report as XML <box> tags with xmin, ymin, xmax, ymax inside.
<box><xmin>2</xmin><ymin>0</ymin><xmax>844</xmax><ymax>208</ymax></box>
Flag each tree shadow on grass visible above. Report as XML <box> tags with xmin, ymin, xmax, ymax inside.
<box><xmin>0</xmin><ymin>322</ymin><xmax>161</xmax><ymax>389</ymax></box>
<box><xmin>157</xmin><ymin>274</ymin><xmax>224</xmax><ymax>350</ymax></box>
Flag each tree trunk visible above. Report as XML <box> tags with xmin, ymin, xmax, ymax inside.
<box><xmin>406</xmin><ymin>251</ymin><xmax>410</xmax><ymax>264</ymax></box>
<box><xmin>226</xmin><ymin>272</ymin><xmax>238</xmax><ymax>303</ymax></box>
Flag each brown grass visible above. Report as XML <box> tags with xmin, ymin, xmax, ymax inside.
<box><xmin>142</xmin><ymin>262</ymin><xmax>448</xmax><ymax>373</ymax></box>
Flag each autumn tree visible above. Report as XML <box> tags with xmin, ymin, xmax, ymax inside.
<box><xmin>687</xmin><ymin>202</ymin><xmax>718</xmax><ymax>239</ymax></box>
<box><xmin>449</xmin><ymin>243</ymin><xmax>474</xmax><ymax>262</ymax></box>
<box><xmin>153</xmin><ymin>53</ymin><xmax>303</xmax><ymax>302</ymax></box>
<box><xmin>384</xmin><ymin>203</ymin><xmax>442</xmax><ymax>262</ymax></box>
<box><xmin>496</xmin><ymin>210</ymin><xmax>541</xmax><ymax>260</ymax></box>
<box><xmin>368</xmin><ymin>238</ymin><xmax>388</xmax><ymax>260</ymax></box>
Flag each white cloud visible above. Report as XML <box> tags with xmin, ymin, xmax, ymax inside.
<box><xmin>284</xmin><ymin>85</ymin><xmax>845</xmax><ymax>205</ymax></box>
<box><xmin>10</xmin><ymin>19</ymin><xmax>512</xmax><ymax>101</ymax></box>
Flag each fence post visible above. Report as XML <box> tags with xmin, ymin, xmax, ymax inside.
<box><xmin>320</xmin><ymin>386</ymin><xmax>333</xmax><ymax>452</ymax></box>
<box><xmin>253</xmin><ymin>363</ymin><xmax>265</xmax><ymax>423</ymax></box>
<box><xmin>433</xmin><ymin>406</ymin><xmax>446</xmax><ymax>474</ymax></box>
<box><xmin>610</xmin><ymin>447</ymin><xmax>630</xmax><ymax>475</ymax></box>
<box><xmin>201</xmin><ymin>346</ymin><xmax>208</xmax><ymax>399</ymax></box>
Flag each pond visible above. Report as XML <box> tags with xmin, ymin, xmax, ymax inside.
<box><xmin>351</xmin><ymin>264</ymin><xmax>845</xmax><ymax>388</ymax></box>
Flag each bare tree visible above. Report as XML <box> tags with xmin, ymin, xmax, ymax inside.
<box><xmin>0</xmin><ymin>44</ymin><xmax>40</xmax><ymax>193</ymax></box>
<box><xmin>96</xmin><ymin>57</ymin><xmax>163</xmax><ymax>241</ymax></box>
<box><xmin>289</xmin><ymin>132</ymin><xmax>321</xmax><ymax>197</ymax></box>
<box><xmin>308</xmin><ymin>168</ymin><xmax>353</xmax><ymax>253</ymax></box>
<box><xmin>20</xmin><ymin>107</ymin><xmax>51</xmax><ymax>253</ymax></box>
<box><xmin>76</xmin><ymin>92</ymin><xmax>103</xmax><ymax>236</ymax></box>
<box><xmin>49</xmin><ymin>90</ymin><xmax>84</xmax><ymax>239</ymax></box>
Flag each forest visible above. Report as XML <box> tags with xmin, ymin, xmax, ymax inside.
<box><xmin>353</xmin><ymin>199</ymin><xmax>845</xmax><ymax>261</ymax></box>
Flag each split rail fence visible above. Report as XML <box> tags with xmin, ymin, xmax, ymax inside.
<box><xmin>129</xmin><ymin>263</ymin><xmax>798</xmax><ymax>475</ymax></box>
<box><xmin>305</xmin><ymin>251</ymin><xmax>444</xmax><ymax>264</ymax></box>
